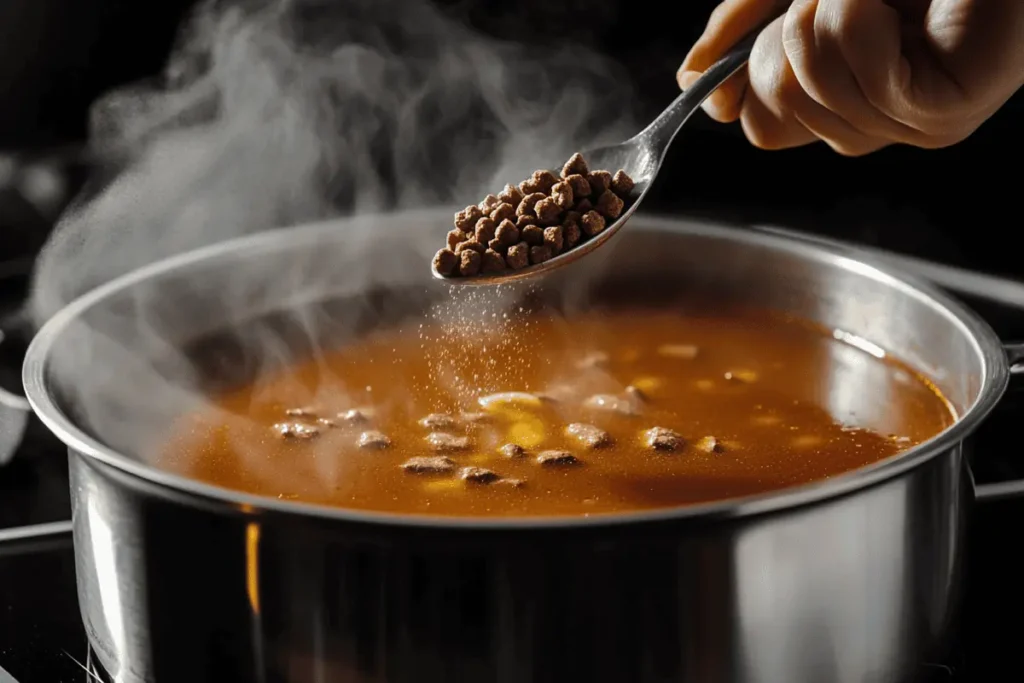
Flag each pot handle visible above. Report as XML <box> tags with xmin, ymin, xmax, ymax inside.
<box><xmin>972</xmin><ymin>342</ymin><xmax>1024</xmax><ymax>503</ymax></box>
<box><xmin>0</xmin><ymin>326</ymin><xmax>30</xmax><ymax>467</ymax></box>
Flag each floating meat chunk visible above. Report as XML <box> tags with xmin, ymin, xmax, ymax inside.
<box><xmin>461</xmin><ymin>412</ymin><xmax>492</xmax><ymax>424</ymax></box>
<box><xmin>358</xmin><ymin>430</ymin><xmax>391</xmax><ymax>449</ymax></box>
<box><xmin>284</xmin><ymin>406</ymin><xmax>319</xmax><ymax>418</ymax></box>
<box><xmin>478</xmin><ymin>392</ymin><xmax>543</xmax><ymax>410</ymax></box>
<box><xmin>339</xmin><ymin>408</ymin><xmax>374</xmax><ymax>424</ymax></box>
<box><xmin>657</xmin><ymin>344</ymin><xmax>699</xmax><ymax>360</ymax></box>
<box><xmin>500</xmin><ymin>443</ymin><xmax>526</xmax><ymax>459</ymax></box>
<box><xmin>498</xmin><ymin>478</ymin><xmax>526</xmax><ymax>488</ymax></box>
<box><xmin>536</xmin><ymin>450</ymin><xmax>580</xmax><ymax>466</ymax></box>
<box><xmin>576</xmin><ymin>351</ymin><xmax>609</xmax><ymax>369</ymax></box>
<box><xmin>625</xmin><ymin>385</ymin><xmax>648</xmax><ymax>403</ymax></box>
<box><xmin>696</xmin><ymin>436</ymin><xmax>723</xmax><ymax>453</ymax></box>
<box><xmin>426</xmin><ymin>432</ymin><xmax>472</xmax><ymax>453</ymax></box>
<box><xmin>644</xmin><ymin>427</ymin><xmax>684</xmax><ymax>452</ymax></box>
<box><xmin>583</xmin><ymin>393</ymin><xmax>637</xmax><ymax>416</ymax></box>
<box><xmin>419</xmin><ymin>413</ymin><xmax>459</xmax><ymax>430</ymax></box>
<box><xmin>273</xmin><ymin>422</ymin><xmax>320</xmax><ymax>440</ymax></box>
<box><xmin>724</xmin><ymin>370</ymin><xmax>758</xmax><ymax>383</ymax></box>
<box><xmin>566</xmin><ymin>423</ymin><xmax>612</xmax><ymax>449</ymax></box>
<box><xmin>459</xmin><ymin>467</ymin><xmax>501</xmax><ymax>484</ymax></box>
<box><xmin>402</xmin><ymin>456</ymin><xmax>457</xmax><ymax>474</ymax></box>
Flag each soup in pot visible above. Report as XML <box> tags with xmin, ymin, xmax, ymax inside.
<box><xmin>160</xmin><ymin>307</ymin><xmax>955</xmax><ymax>517</ymax></box>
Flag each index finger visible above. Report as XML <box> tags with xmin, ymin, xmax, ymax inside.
<box><xmin>678</xmin><ymin>0</ymin><xmax>788</xmax><ymax>120</ymax></box>
<box><xmin>681</xmin><ymin>0</ymin><xmax>786</xmax><ymax>73</ymax></box>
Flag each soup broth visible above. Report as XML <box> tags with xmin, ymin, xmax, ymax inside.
<box><xmin>160</xmin><ymin>308</ymin><xmax>955</xmax><ymax>517</ymax></box>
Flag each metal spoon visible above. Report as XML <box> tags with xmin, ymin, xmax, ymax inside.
<box><xmin>432</xmin><ymin>30</ymin><xmax>759</xmax><ymax>285</ymax></box>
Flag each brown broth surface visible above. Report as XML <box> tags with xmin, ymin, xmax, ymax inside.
<box><xmin>159</xmin><ymin>309</ymin><xmax>955</xmax><ymax>517</ymax></box>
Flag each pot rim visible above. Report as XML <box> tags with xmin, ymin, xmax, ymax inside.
<box><xmin>22</xmin><ymin>212</ymin><xmax>1011</xmax><ymax>529</ymax></box>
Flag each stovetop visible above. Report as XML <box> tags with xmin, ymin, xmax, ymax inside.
<box><xmin>2</xmin><ymin>154</ymin><xmax>1024</xmax><ymax>683</ymax></box>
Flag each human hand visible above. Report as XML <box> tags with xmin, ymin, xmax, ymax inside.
<box><xmin>677</xmin><ymin>0</ymin><xmax>1024</xmax><ymax>155</ymax></box>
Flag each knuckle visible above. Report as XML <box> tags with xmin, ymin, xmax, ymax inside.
<box><xmin>740</xmin><ymin>109</ymin><xmax>786</xmax><ymax>150</ymax></box>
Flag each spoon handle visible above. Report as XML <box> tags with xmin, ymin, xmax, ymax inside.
<box><xmin>638</xmin><ymin>29</ymin><xmax>760</xmax><ymax>158</ymax></box>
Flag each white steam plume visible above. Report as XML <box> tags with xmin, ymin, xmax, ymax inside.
<box><xmin>26</xmin><ymin>0</ymin><xmax>637</xmax><ymax>459</ymax></box>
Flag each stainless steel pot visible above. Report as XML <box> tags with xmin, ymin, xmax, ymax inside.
<box><xmin>22</xmin><ymin>211</ymin><xmax>1024</xmax><ymax>683</ymax></box>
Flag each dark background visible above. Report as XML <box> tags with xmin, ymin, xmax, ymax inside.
<box><xmin>0</xmin><ymin>0</ymin><xmax>1020</xmax><ymax>274</ymax></box>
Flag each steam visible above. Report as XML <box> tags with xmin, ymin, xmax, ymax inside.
<box><xmin>27</xmin><ymin>0</ymin><xmax>637</xmax><ymax>459</ymax></box>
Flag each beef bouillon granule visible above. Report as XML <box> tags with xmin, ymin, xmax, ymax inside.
<box><xmin>433</xmin><ymin>153</ymin><xmax>635</xmax><ymax>277</ymax></box>
<box><xmin>159</xmin><ymin>308</ymin><xmax>954</xmax><ymax>518</ymax></box>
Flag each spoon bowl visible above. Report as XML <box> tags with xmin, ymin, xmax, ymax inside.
<box><xmin>432</xmin><ymin>29</ymin><xmax>759</xmax><ymax>285</ymax></box>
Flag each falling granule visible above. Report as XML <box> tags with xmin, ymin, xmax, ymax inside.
<box><xmin>420</xmin><ymin>283</ymin><xmax>538</xmax><ymax>408</ymax></box>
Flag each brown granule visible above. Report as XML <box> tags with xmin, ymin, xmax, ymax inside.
<box><xmin>482</xmin><ymin>249</ymin><xmax>507</xmax><ymax>273</ymax></box>
<box><xmin>611</xmin><ymin>170</ymin><xmax>635</xmax><ymax>196</ymax></box>
<box><xmin>587</xmin><ymin>170</ymin><xmax>611</xmax><ymax>194</ymax></box>
<box><xmin>534</xmin><ymin>198</ymin><xmax>562</xmax><ymax>225</ymax></box>
<box><xmin>454</xmin><ymin>205</ymin><xmax>483</xmax><ymax>231</ymax></box>
<box><xmin>551</xmin><ymin>181</ymin><xmax>574</xmax><ymax>209</ymax></box>
<box><xmin>474</xmin><ymin>217</ymin><xmax>497</xmax><ymax>243</ymax></box>
<box><xmin>498</xmin><ymin>183</ymin><xmax>523</xmax><ymax>206</ymax></box>
<box><xmin>490</xmin><ymin>202</ymin><xmax>515</xmax><ymax>223</ymax></box>
<box><xmin>436</xmin><ymin>153</ymin><xmax>634</xmax><ymax>277</ymax></box>
<box><xmin>521</xmin><ymin>225</ymin><xmax>544</xmax><ymax>246</ymax></box>
<box><xmin>564</xmin><ymin>174</ymin><xmax>591</xmax><ymax>197</ymax></box>
<box><xmin>596</xmin><ymin>190</ymin><xmax>624</xmax><ymax>219</ymax></box>
<box><xmin>517</xmin><ymin>192</ymin><xmax>545</xmax><ymax>217</ymax></box>
<box><xmin>479</xmin><ymin>194</ymin><xmax>501</xmax><ymax>213</ymax></box>
<box><xmin>543</xmin><ymin>225</ymin><xmax>564</xmax><ymax>254</ymax></box>
<box><xmin>402</xmin><ymin>456</ymin><xmax>456</xmax><ymax>474</ymax></box>
<box><xmin>447</xmin><ymin>229</ymin><xmax>468</xmax><ymax>250</ymax></box>
<box><xmin>644</xmin><ymin>427</ymin><xmax>683</xmax><ymax>452</ymax></box>
<box><xmin>564</xmin><ymin>220</ymin><xmax>581</xmax><ymax>248</ymax></box>
<box><xmin>460</xmin><ymin>466</ymin><xmax>501</xmax><ymax>484</ymax></box>
<box><xmin>495</xmin><ymin>219</ymin><xmax>519</xmax><ymax>247</ymax></box>
<box><xmin>580</xmin><ymin>211</ymin><xmax>606</xmax><ymax>237</ymax></box>
<box><xmin>433</xmin><ymin>248</ymin><xmax>458</xmax><ymax>276</ymax></box>
<box><xmin>520</xmin><ymin>170</ymin><xmax>558</xmax><ymax>195</ymax></box>
<box><xmin>506</xmin><ymin>243</ymin><xmax>529</xmax><ymax>269</ymax></box>
<box><xmin>562</xmin><ymin>152</ymin><xmax>589</xmax><ymax>177</ymax></box>
<box><xmin>536</xmin><ymin>450</ymin><xmax>580</xmax><ymax>466</ymax></box>
<box><xmin>358</xmin><ymin>430</ymin><xmax>392</xmax><ymax>449</ymax></box>
<box><xmin>530</xmin><ymin>245</ymin><xmax>553</xmax><ymax>265</ymax></box>
<box><xmin>455</xmin><ymin>240</ymin><xmax>485</xmax><ymax>254</ymax></box>
<box><xmin>459</xmin><ymin>250</ymin><xmax>481</xmax><ymax>276</ymax></box>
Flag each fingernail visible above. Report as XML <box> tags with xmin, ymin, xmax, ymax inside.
<box><xmin>677</xmin><ymin>70</ymin><xmax>700</xmax><ymax>90</ymax></box>
<box><xmin>678</xmin><ymin>69</ymin><xmax>726</xmax><ymax>118</ymax></box>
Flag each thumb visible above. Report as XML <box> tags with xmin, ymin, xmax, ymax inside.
<box><xmin>678</xmin><ymin>0</ymin><xmax>786</xmax><ymax>122</ymax></box>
